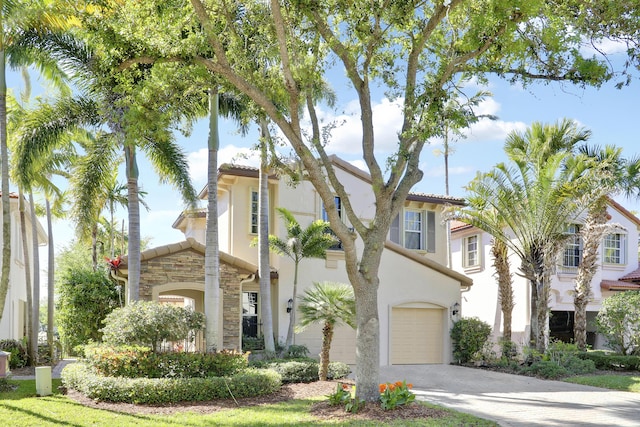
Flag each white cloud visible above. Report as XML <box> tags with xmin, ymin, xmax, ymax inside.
<box><xmin>581</xmin><ymin>38</ymin><xmax>629</xmax><ymax>56</ymax></box>
<box><xmin>311</xmin><ymin>98</ymin><xmax>404</xmax><ymax>155</ymax></box>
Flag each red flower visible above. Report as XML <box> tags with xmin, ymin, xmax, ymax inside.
<box><xmin>105</xmin><ymin>255</ymin><xmax>122</xmax><ymax>270</ymax></box>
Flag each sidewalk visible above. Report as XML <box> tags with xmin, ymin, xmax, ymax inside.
<box><xmin>9</xmin><ymin>358</ymin><xmax>75</xmax><ymax>380</ymax></box>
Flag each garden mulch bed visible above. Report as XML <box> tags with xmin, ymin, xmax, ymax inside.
<box><xmin>62</xmin><ymin>380</ymin><xmax>447</xmax><ymax>422</ymax></box>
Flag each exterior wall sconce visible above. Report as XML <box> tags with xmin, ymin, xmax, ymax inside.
<box><xmin>451</xmin><ymin>302</ymin><xmax>460</xmax><ymax>317</ymax></box>
<box><xmin>286</xmin><ymin>298</ymin><xmax>293</xmax><ymax>313</ymax></box>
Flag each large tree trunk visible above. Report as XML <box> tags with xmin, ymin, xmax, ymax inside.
<box><xmin>0</xmin><ymin>43</ymin><xmax>10</xmax><ymax>325</ymax></box>
<box><xmin>29</xmin><ymin>193</ymin><xmax>40</xmax><ymax>363</ymax></box>
<box><xmin>125</xmin><ymin>145</ymin><xmax>140</xmax><ymax>302</ymax></box>
<box><xmin>258</xmin><ymin>119</ymin><xmax>274</xmax><ymax>352</ymax></box>
<box><xmin>204</xmin><ymin>89</ymin><xmax>220</xmax><ymax>351</ymax></box>
<box><xmin>348</xmin><ymin>235</ymin><xmax>384</xmax><ymax>402</ymax></box>
<box><xmin>574</xmin><ymin>199</ymin><xmax>610</xmax><ymax>350</ymax></box>
<box><xmin>46</xmin><ymin>198</ymin><xmax>55</xmax><ymax>362</ymax></box>
<box><xmin>319</xmin><ymin>321</ymin><xmax>334</xmax><ymax>381</ymax></box>
<box><xmin>491</xmin><ymin>238</ymin><xmax>514</xmax><ymax>342</ymax></box>
<box><xmin>19</xmin><ymin>192</ymin><xmax>35</xmax><ymax>364</ymax></box>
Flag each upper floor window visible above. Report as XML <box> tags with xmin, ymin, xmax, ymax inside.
<box><xmin>463</xmin><ymin>234</ymin><xmax>480</xmax><ymax>268</ymax></box>
<box><xmin>603</xmin><ymin>233</ymin><xmax>627</xmax><ymax>265</ymax></box>
<box><xmin>321</xmin><ymin>196</ymin><xmax>343</xmax><ymax>250</ymax></box>
<box><xmin>321</xmin><ymin>196</ymin><xmax>341</xmax><ymax>222</ymax></box>
<box><xmin>563</xmin><ymin>224</ymin><xmax>581</xmax><ymax>268</ymax></box>
<box><xmin>250</xmin><ymin>189</ymin><xmax>259</xmax><ymax>234</ymax></box>
<box><xmin>390</xmin><ymin>209</ymin><xmax>436</xmax><ymax>252</ymax></box>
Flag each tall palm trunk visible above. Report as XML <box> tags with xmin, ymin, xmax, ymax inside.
<box><xmin>0</xmin><ymin>28</ymin><xmax>11</xmax><ymax>325</ymax></box>
<box><xmin>18</xmin><ymin>191</ymin><xmax>35</xmax><ymax>364</ymax></box>
<box><xmin>45</xmin><ymin>198</ymin><xmax>54</xmax><ymax>361</ymax></box>
<box><xmin>204</xmin><ymin>89</ymin><xmax>220</xmax><ymax>351</ymax></box>
<box><xmin>29</xmin><ymin>192</ymin><xmax>40</xmax><ymax>360</ymax></box>
<box><xmin>258</xmin><ymin>119</ymin><xmax>274</xmax><ymax>352</ymax></box>
<box><xmin>125</xmin><ymin>145</ymin><xmax>140</xmax><ymax>302</ymax></box>
<box><xmin>574</xmin><ymin>198</ymin><xmax>609</xmax><ymax>350</ymax></box>
<box><xmin>285</xmin><ymin>260</ymin><xmax>299</xmax><ymax>349</ymax></box>
<box><xmin>491</xmin><ymin>238</ymin><xmax>514</xmax><ymax>342</ymax></box>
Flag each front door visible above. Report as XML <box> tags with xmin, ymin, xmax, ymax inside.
<box><xmin>242</xmin><ymin>291</ymin><xmax>259</xmax><ymax>338</ymax></box>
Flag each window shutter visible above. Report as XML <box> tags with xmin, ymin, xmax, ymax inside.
<box><xmin>390</xmin><ymin>214</ymin><xmax>400</xmax><ymax>244</ymax></box>
<box><xmin>426</xmin><ymin>211</ymin><xmax>436</xmax><ymax>253</ymax></box>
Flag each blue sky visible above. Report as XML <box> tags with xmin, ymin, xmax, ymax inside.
<box><xmin>11</xmin><ymin>45</ymin><xmax>640</xmax><ymax>262</ymax></box>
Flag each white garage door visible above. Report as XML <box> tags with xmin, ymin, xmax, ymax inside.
<box><xmin>391</xmin><ymin>307</ymin><xmax>444</xmax><ymax>364</ymax></box>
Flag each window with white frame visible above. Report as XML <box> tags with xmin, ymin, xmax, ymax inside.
<box><xmin>390</xmin><ymin>209</ymin><xmax>436</xmax><ymax>252</ymax></box>
<box><xmin>463</xmin><ymin>234</ymin><xmax>480</xmax><ymax>268</ymax></box>
<box><xmin>250</xmin><ymin>189</ymin><xmax>259</xmax><ymax>234</ymax></box>
<box><xmin>563</xmin><ymin>224</ymin><xmax>581</xmax><ymax>268</ymax></box>
<box><xmin>603</xmin><ymin>233</ymin><xmax>627</xmax><ymax>265</ymax></box>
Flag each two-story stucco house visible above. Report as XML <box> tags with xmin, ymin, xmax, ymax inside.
<box><xmin>450</xmin><ymin>198</ymin><xmax>640</xmax><ymax>349</ymax></box>
<box><xmin>117</xmin><ymin>156</ymin><xmax>472</xmax><ymax>365</ymax></box>
<box><xmin>0</xmin><ymin>192</ymin><xmax>48</xmax><ymax>341</ymax></box>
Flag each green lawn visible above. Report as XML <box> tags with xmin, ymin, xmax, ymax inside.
<box><xmin>565</xmin><ymin>374</ymin><xmax>640</xmax><ymax>392</ymax></box>
<box><xmin>0</xmin><ymin>380</ymin><xmax>497</xmax><ymax>427</ymax></box>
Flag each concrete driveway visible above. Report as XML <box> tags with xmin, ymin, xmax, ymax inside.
<box><xmin>379</xmin><ymin>364</ymin><xmax>640</xmax><ymax>426</ymax></box>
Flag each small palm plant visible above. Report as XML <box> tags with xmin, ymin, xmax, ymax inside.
<box><xmin>296</xmin><ymin>281</ymin><xmax>355</xmax><ymax>381</ymax></box>
<box><xmin>268</xmin><ymin>207</ymin><xmax>338</xmax><ymax>350</ymax></box>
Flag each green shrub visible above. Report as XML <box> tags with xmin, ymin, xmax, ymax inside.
<box><xmin>0</xmin><ymin>339</ymin><xmax>28</xmax><ymax>369</ymax></box>
<box><xmin>499</xmin><ymin>339</ymin><xmax>518</xmax><ymax>360</ymax></box>
<box><xmin>563</xmin><ymin>357</ymin><xmax>596</xmax><ymax>375</ymax></box>
<box><xmin>596</xmin><ymin>290</ymin><xmax>640</xmax><ymax>355</ymax></box>
<box><xmin>450</xmin><ymin>317</ymin><xmax>492</xmax><ymax>364</ymax></box>
<box><xmin>56</xmin><ymin>268</ymin><xmax>120</xmax><ymax>355</ymax></box>
<box><xmin>282</xmin><ymin>345</ymin><xmax>309</xmax><ymax>358</ymax></box>
<box><xmin>521</xmin><ymin>360</ymin><xmax>569</xmax><ymax>379</ymax></box>
<box><xmin>61</xmin><ymin>362</ymin><xmax>281</xmax><ymax>404</ymax></box>
<box><xmin>84</xmin><ymin>344</ymin><xmax>248</xmax><ymax>378</ymax></box>
<box><xmin>267</xmin><ymin>360</ymin><xmax>319</xmax><ymax>383</ymax></box>
<box><xmin>327</xmin><ymin>361</ymin><xmax>351</xmax><ymax>380</ymax></box>
<box><xmin>101</xmin><ymin>301</ymin><xmax>205</xmax><ymax>352</ymax></box>
<box><xmin>242</xmin><ymin>335</ymin><xmax>264</xmax><ymax>351</ymax></box>
<box><xmin>258</xmin><ymin>358</ymin><xmax>350</xmax><ymax>383</ymax></box>
<box><xmin>577</xmin><ymin>351</ymin><xmax>640</xmax><ymax>371</ymax></box>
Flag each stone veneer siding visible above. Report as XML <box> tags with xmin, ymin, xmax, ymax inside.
<box><xmin>138</xmin><ymin>248</ymin><xmax>252</xmax><ymax>349</ymax></box>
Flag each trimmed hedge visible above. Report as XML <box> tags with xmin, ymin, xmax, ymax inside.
<box><xmin>61</xmin><ymin>363</ymin><xmax>281</xmax><ymax>404</ymax></box>
<box><xmin>84</xmin><ymin>345</ymin><xmax>248</xmax><ymax>378</ymax></box>
<box><xmin>577</xmin><ymin>352</ymin><xmax>640</xmax><ymax>371</ymax></box>
<box><xmin>260</xmin><ymin>359</ymin><xmax>351</xmax><ymax>383</ymax></box>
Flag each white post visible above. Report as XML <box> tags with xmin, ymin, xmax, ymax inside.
<box><xmin>35</xmin><ymin>366</ymin><xmax>52</xmax><ymax>396</ymax></box>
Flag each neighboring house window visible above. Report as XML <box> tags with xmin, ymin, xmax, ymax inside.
<box><xmin>603</xmin><ymin>233</ymin><xmax>627</xmax><ymax>265</ymax></box>
<box><xmin>242</xmin><ymin>291</ymin><xmax>259</xmax><ymax>338</ymax></box>
<box><xmin>563</xmin><ymin>224</ymin><xmax>581</xmax><ymax>268</ymax></box>
<box><xmin>250</xmin><ymin>189</ymin><xmax>259</xmax><ymax>234</ymax></box>
<box><xmin>390</xmin><ymin>209</ymin><xmax>436</xmax><ymax>252</ymax></box>
<box><xmin>463</xmin><ymin>234</ymin><xmax>480</xmax><ymax>268</ymax></box>
<box><xmin>321</xmin><ymin>196</ymin><xmax>342</xmax><ymax>222</ymax></box>
<box><xmin>321</xmin><ymin>196</ymin><xmax>343</xmax><ymax>250</ymax></box>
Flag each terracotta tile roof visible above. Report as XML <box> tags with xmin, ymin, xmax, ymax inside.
<box><xmin>450</xmin><ymin>220</ymin><xmax>473</xmax><ymax>232</ymax></box>
<box><xmin>407</xmin><ymin>192</ymin><xmax>466</xmax><ymax>206</ymax></box>
<box><xmin>601</xmin><ymin>280</ymin><xmax>640</xmax><ymax>291</ymax></box>
<box><xmin>619</xmin><ymin>264</ymin><xmax>640</xmax><ymax>282</ymax></box>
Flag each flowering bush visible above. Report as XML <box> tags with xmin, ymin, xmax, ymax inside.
<box><xmin>327</xmin><ymin>380</ymin><xmax>415</xmax><ymax>412</ymax></box>
<box><xmin>379</xmin><ymin>380</ymin><xmax>415</xmax><ymax>410</ymax></box>
<box><xmin>327</xmin><ymin>382</ymin><xmax>352</xmax><ymax>405</ymax></box>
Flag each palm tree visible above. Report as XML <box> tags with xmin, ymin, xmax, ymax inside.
<box><xmin>491</xmin><ymin>236</ymin><xmax>514</xmax><ymax>344</ymax></box>
<box><xmin>258</xmin><ymin>118</ymin><xmax>275</xmax><ymax>353</ymax></box>
<box><xmin>203</xmin><ymin>87</ymin><xmax>249</xmax><ymax>352</ymax></box>
<box><xmin>572</xmin><ymin>145</ymin><xmax>640</xmax><ymax>350</ymax></box>
<box><xmin>15</xmin><ymin>30</ymin><xmax>202</xmax><ymax>302</ymax></box>
<box><xmin>458</xmin><ymin>120</ymin><xmax>606</xmax><ymax>352</ymax></box>
<box><xmin>0</xmin><ymin>1</ymin><xmax>72</xmax><ymax>325</ymax></box>
<box><xmin>268</xmin><ymin>207</ymin><xmax>338</xmax><ymax>350</ymax></box>
<box><xmin>296</xmin><ymin>282</ymin><xmax>355</xmax><ymax>381</ymax></box>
